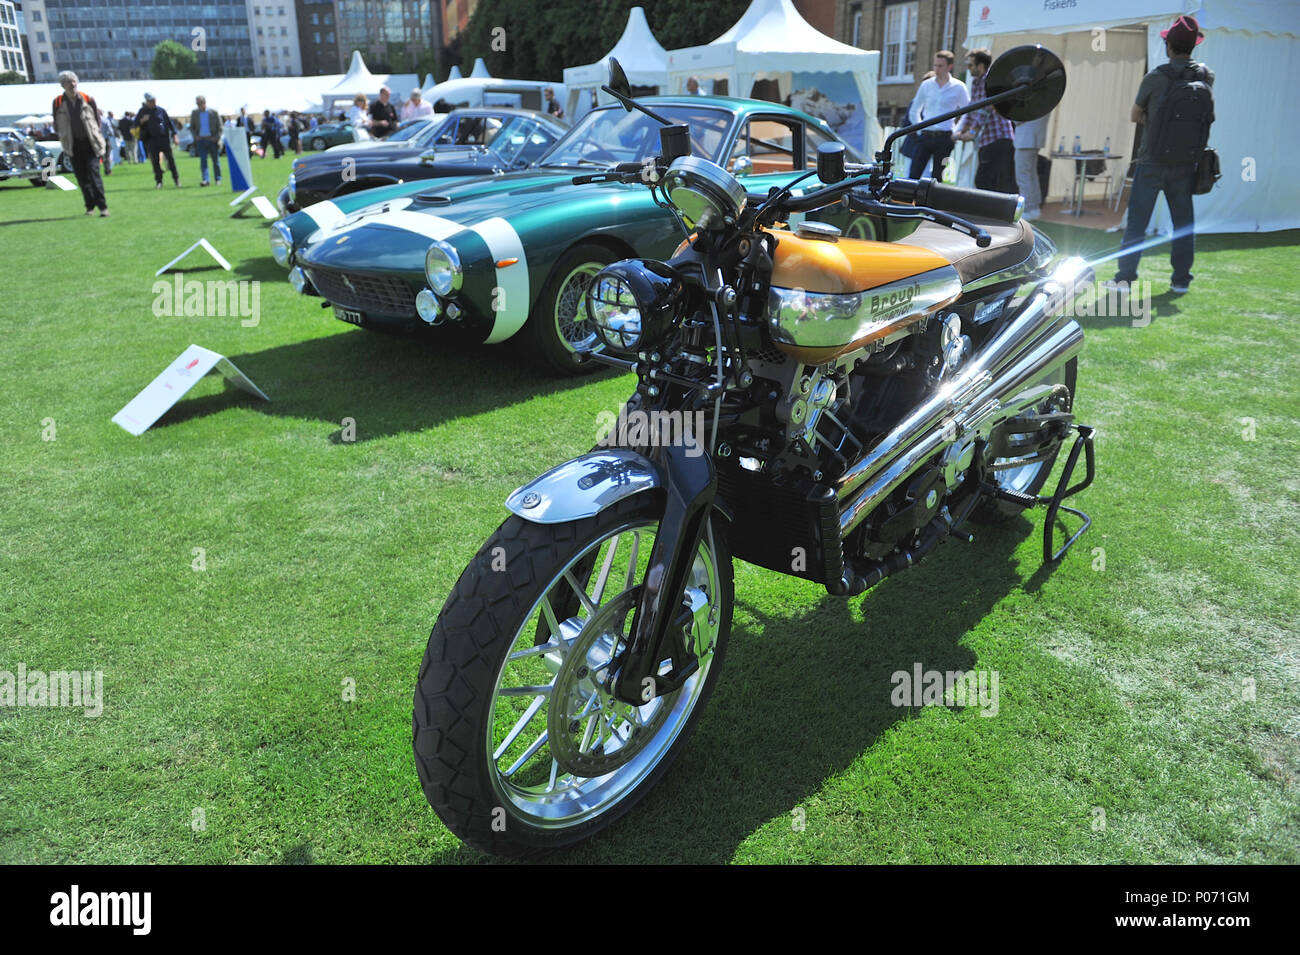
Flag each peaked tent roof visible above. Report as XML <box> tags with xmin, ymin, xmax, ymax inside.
<box><xmin>563</xmin><ymin>6</ymin><xmax>669</xmax><ymax>87</ymax></box>
<box><xmin>469</xmin><ymin>58</ymin><xmax>491</xmax><ymax>78</ymax></box>
<box><xmin>667</xmin><ymin>0</ymin><xmax>877</xmax><ymax>74</ymax></box>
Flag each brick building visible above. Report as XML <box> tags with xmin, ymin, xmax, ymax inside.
<box><xmin>834</xmin><ymin>0</ymin><xmax>966</xmax><ymax>126</ymax></box>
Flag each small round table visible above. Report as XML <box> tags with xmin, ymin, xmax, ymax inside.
<box><xmin>1049</xmin><ymin>151</ymin><xmax>1124</xmax><ymax>215</ymax></box>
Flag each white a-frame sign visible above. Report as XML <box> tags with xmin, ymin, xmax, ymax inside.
<box><xmin>112</xmin><ymin>344</ymin><xmax>269</xmax><ymax>436</ymax></box>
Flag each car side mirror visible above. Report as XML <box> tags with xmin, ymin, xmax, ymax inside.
<box><xmin>419</xmin><ymin>149</ymin><xmax>437</xmax><ymax>164</ymax></box>
<box><xmin>985</xmin><ymin>44</ymin><xmax>1067</xmax><ymax>121</ymax></box>
<box><xmin>731</xmin><ymin>156</ymin><xmax>755</xmax><ymax>177</ymax></box>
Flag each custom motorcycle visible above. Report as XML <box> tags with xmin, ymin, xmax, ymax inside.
<box><xmin>413</xmin><ymin>46</ymin><xmax>1097</xmax><ymax>855</ymax></box>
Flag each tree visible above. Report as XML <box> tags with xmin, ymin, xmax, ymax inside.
<box><xmin>151</xmin><ymin>40</ymin><xmax>201</xmax><ymax>80</ymax></box>
<box><xmin>0</xmin><ymin>70</ymin><xmax>25</xmax><ymax>85</ymax></box>
<box><xmin>450</xmin><ymin>0</ymin><xmax>748</xmax><ymax>81</ymax></box>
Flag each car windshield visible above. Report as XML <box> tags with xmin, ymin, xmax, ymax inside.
<box><xmin>485</xmin><ymin>117</ymin><xmax>554</xmax><ymax>166</ymax></box>
<box><xmin>388</xmin><ymin>119</ymin><xmax>434</xmax><ymax>143</ymax></box>
<box><xmin>538</xmin><ymin>105</ymin><xmax>734</xmax><ymax>167</ymax></box>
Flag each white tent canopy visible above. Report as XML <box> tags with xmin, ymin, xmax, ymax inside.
<box><xmin>563</xmin><ymin>6</ymin><xmax>669</xmax><ymax>121</ymax></box>
<box><xmin>967</xmin><ymin>0</ymin><xmax>1299</xmax><ymax>233</ymax></box>
<box><xmin>469</xmin><ymin>58</ymin><xmax>491</xmax><ymax>79</ymax></box>
<box><xmin>420</xmin><ymin>76</ymin><xmax>567</xmax><ymax>114</ymax></box>
<box><xmin>0</xmin><ymin>75</ymin><xmax>347</xmax><ymax>122</ymax></box>
<box><xmin>319</xmin><ymin>51</ymin><xmax>418</xmax><ymax>113</ymax></box>
<box><xmin>665</xmin><ymin>0</ymin><xmax>882</xmax><ymax>156</ymax></box>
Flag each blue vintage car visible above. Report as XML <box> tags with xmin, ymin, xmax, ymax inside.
<box><xmin>272</xmin><ymin>97</ymin><xmax>878</xmax><ymax>374</ymax></box>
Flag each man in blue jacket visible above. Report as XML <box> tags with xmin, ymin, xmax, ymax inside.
<box><xmin>137</xmin><ymin>93</ymin><xmax>181</xmax><ymax>188</ymax></box>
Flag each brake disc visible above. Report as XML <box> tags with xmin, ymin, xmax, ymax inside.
<box><xmin>547</xmin><ymin>586</ymin><xmax>675</xmax><ymax>778</ymax></box>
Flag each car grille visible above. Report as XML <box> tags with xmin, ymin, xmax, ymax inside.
<box><xmin>305</xmin><ymin>268</ymin><xmax>418</xmax><ymax>318</ymax></box>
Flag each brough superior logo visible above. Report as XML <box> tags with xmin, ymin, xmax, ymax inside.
<box><xmin>870</xmin><ymin>281</ymin><xmax>921</xmax><ymax>319</ymax></box>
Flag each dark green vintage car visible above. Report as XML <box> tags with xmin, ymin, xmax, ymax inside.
<box><xmin>272</xmin><ymin>97</ymin><xmax>882</xmax><ymax>374</ymax></box>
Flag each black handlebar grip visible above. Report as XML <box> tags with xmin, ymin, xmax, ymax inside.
<box><xmin>912</xmin><ymin>179</ymin><xmax>1024</xmax><ymax>224</ymax></box>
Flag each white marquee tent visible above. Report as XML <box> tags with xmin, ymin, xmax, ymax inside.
<box><xmin>319</xmin><ymin>51</ymin><xmax>419</xmax><ymax>115</ymax></box>
<box><xmin>0</xmin><ymin>51</ymin><xmax>420</xmax><ymax>124</ymax></box>
<box><xmin>966</xmin><ymin>0</ymin><xmax>1300</xmax><ymax>233</ymax></box>
<box><xmin>563</xmin><ymin>6</ymin><xmax>669</xmax><ymax>122</ymax></box>
<box><xmin>665</xmin><ymin>0</ymin><xmax>882</xmax><ymax>156</ymax></box>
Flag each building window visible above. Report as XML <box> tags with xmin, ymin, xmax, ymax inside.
<box><xmin>941</xmin><ymin>0</ymin><xmax>957</xmax><ymax>51</ymax></box>
<box><xmin>881</xmin><ymin>2</ymin><xmax>918</xmax><ymax>83</ymax></box>
<box><xmin>850</xmin><ymin>5</ymin><xmax>862</xmax><ymax>48</ymax></box>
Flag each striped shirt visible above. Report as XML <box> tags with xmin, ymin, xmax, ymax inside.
<box><xmin>957</xmin><ymin>73</ymin><xmax>1015</xmax><ymax>148</ymax></box>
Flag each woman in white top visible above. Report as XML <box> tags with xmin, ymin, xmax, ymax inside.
<box><xmin>349</xmin><ymin>94</ymin><xmax>372</xmax><ymax>142</ymax></box>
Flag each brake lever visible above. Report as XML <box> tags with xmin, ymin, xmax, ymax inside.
<box><xmin>848</xmin><ymin>196</ymin><xmax>992</xmax><ymax>247</ymax></box>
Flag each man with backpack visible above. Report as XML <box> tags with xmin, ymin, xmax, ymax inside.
<box><xmin>1112</xmin><ymin>15</ymin><xmax>1215</xmax><ymax>295</ymax></box>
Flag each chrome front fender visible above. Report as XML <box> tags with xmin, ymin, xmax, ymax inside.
<box><xmin>505</xmin><ymin>450</ymin><xmax>659</xmax><ymax>524</ymax></box>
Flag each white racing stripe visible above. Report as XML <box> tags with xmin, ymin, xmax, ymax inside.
<box><xmin>301</xmin><ymin>198</ymin><xmax>345</xmax><ymax>233</ymax></box>
<box><xmin>365</xmin><ymin>209</ymin><xmax>466</xmax><ymax>242</ymax></box>
<box><xmin>471</xmin><ymin>217</ymin><xmax>530</xmax><ymax>343</ymax></box>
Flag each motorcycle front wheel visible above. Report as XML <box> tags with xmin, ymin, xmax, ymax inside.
<box><xmin>413</xmin><ymin>494</ymin><xmax>733</xmax><ymax>856</ymax></box>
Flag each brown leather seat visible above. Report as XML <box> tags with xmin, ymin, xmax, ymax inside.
<box><xmin>895</xmin><ymin>217</ymin><xmax>1035</xmax><ymax>286</ymax></box>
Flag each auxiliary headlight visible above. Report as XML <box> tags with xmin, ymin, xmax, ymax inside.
<box><xmin>585</xmin><ymin>259</ymin><xmax>686</xmax><ymax>354</ymax></box>
<box><xmin>270</xmin><ymin>221</ymin><xmax>293</xmax><ymax>267</ymax></box>
<box><xmin>424</xmin><ymin>240</ymin><xmax>462</xmax><ymax>296</ymax></box>
<box><xmin>415</xmin><ymin>288</ymin><xmax>441</xmax><ymax>324</ymax></box>
<box><xmin>289</xmin><ymin>266</ymin><xmax>309</xmax><ymax>294</ymax></box>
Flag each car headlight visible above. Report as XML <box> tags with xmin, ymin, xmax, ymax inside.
<box><xmin>585</xmin><ymin>260</ymin><xmax>687</xmax><ymax>355</ymax></box>
<box><xmin>424</xmin><ymin>240</ymin><xmax>462</xmax><ymax>296</ymax></box>
<box><xmin>270</xmin><ymin>221</ymin><xmax>293</xmax><ymax>267</ymax></box>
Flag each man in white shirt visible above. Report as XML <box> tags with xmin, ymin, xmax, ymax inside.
<box><xmin>906</xmin><ymin>50</ymin><xmax>970</xmax><ymax>181</ymax></box>
<box><xmin>401</xmin><ymin>89</ymin><xmax>435</xmax><ymax>122</ymax></box>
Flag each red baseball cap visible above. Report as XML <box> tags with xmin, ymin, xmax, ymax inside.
<box><xmin>1161</xmin><ymin>14</ymin><xmax>1205</xmax><ymax>45</ymax></box>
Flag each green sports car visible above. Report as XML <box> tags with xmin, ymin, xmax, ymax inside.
<box><xmin>272</xmin><ymin>96</ymin><xmax>882</xmax><ymax>375</ymax></box>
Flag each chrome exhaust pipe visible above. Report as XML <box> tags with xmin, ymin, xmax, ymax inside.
<box><xmin>835</xmin><ymin>255</ymin><xmax>1093</xmax><ymax>507</ymax></box>
<box><xmin>838</xmin><ymin>319</ymin><xmax>1083</xmax><ymax>537</ymax></box>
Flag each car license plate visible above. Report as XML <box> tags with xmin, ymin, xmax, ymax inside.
<box><xmin>334</xmin><ymin>305</ymin><xmax>365</xmax><ymax>326</ymax></box>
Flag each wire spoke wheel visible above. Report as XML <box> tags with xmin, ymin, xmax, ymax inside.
<box><xmin>553</xmin><ymin>261</ymin><xmax>603</xmax><ymax>353</ymax></box>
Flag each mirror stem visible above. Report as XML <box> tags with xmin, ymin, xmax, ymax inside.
<box><xmin>876</xmin><ymin>81</ymin><xmax>1033</xmax><ymax>163</ymax></box>
<box><xmin>599</xmin><ymin>85</ymin><xmax>675</xmax><ymax>127</ymax></box>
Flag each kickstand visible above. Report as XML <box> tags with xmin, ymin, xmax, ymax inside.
<box><xmin>1040</xmin><ymin>424</ymin><xmax>1095</xmax><ymax>562</ymax></box>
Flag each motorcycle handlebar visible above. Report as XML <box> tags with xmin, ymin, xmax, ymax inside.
<box><xmin>885</xmin><ymin>177</ymin><xmax>1024</xmax><ymax>224</ymax></box>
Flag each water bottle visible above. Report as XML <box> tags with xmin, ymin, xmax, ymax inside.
<box><xmin>1072</xmin><ymin>135</ymin><xmax>1081</xmax><ymax>154</ymax></box>
<box><xmin>1104</xmin><ymin>137</ymin><xmax>1111</xmax><ymax>156</ymax></box>
<box><xmin>1058</xmin><ymin>136</ymin><xmax>1065</xmax><ymax>154</ymax></box>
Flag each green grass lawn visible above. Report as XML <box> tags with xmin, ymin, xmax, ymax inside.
<box><xmin>1</xmin><ymin>157</ymin><xmax>1296</xmax><ymax>864</ymax></box>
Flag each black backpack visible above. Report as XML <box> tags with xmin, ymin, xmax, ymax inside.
<box><xmin>1148</xmin><ymin>62</ymin><xmax>1214</xmax><ymax>165</ymax></box>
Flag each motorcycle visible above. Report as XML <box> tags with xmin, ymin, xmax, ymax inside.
<box><xmin>413</xmin><ymin>46</ymin><xmax>1096</xmax><ymax>855</ymax></box>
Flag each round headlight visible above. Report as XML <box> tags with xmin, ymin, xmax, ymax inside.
<box><xmin>424</xmin><ymin>240</ymin><xmax>462</xmax><ymax>296</ymax></box>
<box><xmin>585</xmin><ymin>260</ymin><xmax>687</xmax><ymax>355</ymax></box>
<box><xmin>270</xmin><ymin>221</ymin><xmax>293</xmax><ymax>267</ymax></box>
<box><xmin>289</xmin><ymin>266</ymin><xmax>309</xmax><ymax>294</ymax></box>
<box><xmin>415</xmin><ymin>288</ymin><xmax>441</xmax><ymax>324</ymax></box>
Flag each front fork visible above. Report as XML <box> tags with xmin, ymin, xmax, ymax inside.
<box><xmin>610</xmin><ymin>441</ymin><xmax>717</xmax><ymax>706</ymax></box>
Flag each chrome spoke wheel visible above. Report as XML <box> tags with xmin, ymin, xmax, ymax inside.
<box><xmin>486</xmin><ymin>520</ymin><xmax>722</xmax><ymax>830</ymax></box>
<box><xmin>553</xmin><ymin>262</ymin><xmax>603</xmax><ymax>353</ymax></box>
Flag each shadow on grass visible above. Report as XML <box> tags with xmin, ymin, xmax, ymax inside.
<box><xmin>428</xmin><ymin>513</ymin><xmax>1049</xmax><ymax>865</ymax></box>
<box><xmin>151</xmin><ymin>323</ymin><xmax>619</xmax><ymax>440</ymax></box>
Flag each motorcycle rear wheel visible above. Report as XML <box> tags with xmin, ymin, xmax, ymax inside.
<box><xmin>413</xmin><ymin>494</ymin><xmax>733</xmax><ymax>856</ymax></box>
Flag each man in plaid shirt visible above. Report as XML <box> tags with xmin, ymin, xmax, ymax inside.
<box><xmin>954</xmin><ymin>48</ymin><xmax>1018</xmax><ymax>194</ymax></box>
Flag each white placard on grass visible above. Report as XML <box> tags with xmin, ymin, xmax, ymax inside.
<box><xmin>47</xmin><ymin>174</ymin><xmax>77</xmax><ymax>190</ymax></box>
<box><xmin>112</xmin><ymin>344</ymin><xmax>269</xmax><ymax>436</ymax></box>
<box><xmin>250</xmin><ymin>195</ymin><xmax>278</xmax><ymax>219</ymax></box>
<box><xmin>155</xmin><ymin>238</ymin><xmax>232</xmax><ymax>276</ymax></box>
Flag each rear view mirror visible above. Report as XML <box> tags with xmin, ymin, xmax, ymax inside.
<box><xmin>985</xmin><ymin>45</ymin><xmax>1067</xmax><ymax>122</ymax></box>
<box><xmin>608</xmin><ymin>58</ymin><xmax>633</xmax><ymax>110</ymax></box>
